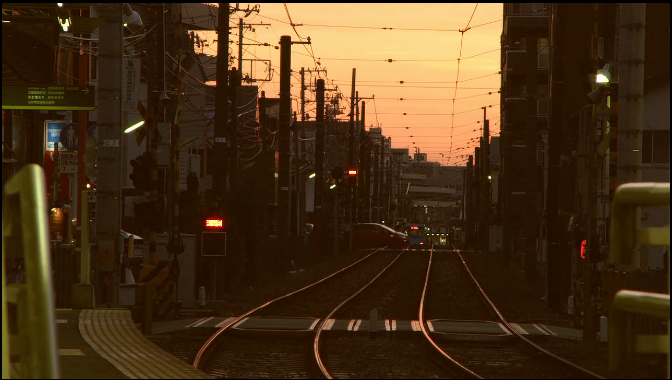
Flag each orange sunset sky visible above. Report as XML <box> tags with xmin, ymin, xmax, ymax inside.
<box><xmin>199</xmin><ymin>3</ymin><xmax>502</xmax><ymax>166</ymax></box>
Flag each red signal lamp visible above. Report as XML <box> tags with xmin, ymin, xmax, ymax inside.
<box><xmin>205</xmin><ymin>218</ymin><xmax>224</xmax><ymax>229</ymax></box>
<box><xmin>410</xmin><ymin>226</ymin><xmax>419</xmax><ymax>230</ymax></box>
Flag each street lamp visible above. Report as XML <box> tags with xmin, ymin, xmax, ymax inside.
<box><xmin>587</xmin><ymin>63</ymin><xmax>614</xmax><ymax>104</ymax></box>
<box><xmin>595</xmin><ymin>64</ymin><xmax>611</xmax><ymax>84</ymax></box>
<box><xmin>124</xmin><ymin>120</ymin><xmax>144</xmax><ymax>134</ymax></box>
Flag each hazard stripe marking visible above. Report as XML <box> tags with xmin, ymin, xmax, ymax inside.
<box><xmin>509</xmin><ymin>323</ymin><xmax>528</xmax><ymax>335</ymax></box>
<box><xmin>322</xmin><ymin>319</ymin><xmax>336</xmax><ymax>330</ymax></box>
<box><xmin>533</xmin><ymin>324</ymin><xmax>550</xmax><ymax>335</ymax></box>
<box><xmin>192</xmin><ymin>317</ymin><xmax>214</xmax><ymax>328</ymax></box>
<box><xmin>215</xmin><ymin>317</ymin><xmax>238</xmax><ymax>328</ymax></box>
<box><xmin>232</xmin><ymin>317</ymin><xmax>249</xmax><ymax>328</ymax></box>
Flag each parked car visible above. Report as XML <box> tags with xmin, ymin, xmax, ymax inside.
<box><xmin>350</xmin><ymin>223</ymin><xmax>410</xmax><ymax>249</ymax></box>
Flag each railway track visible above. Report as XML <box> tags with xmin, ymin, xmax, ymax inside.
<box><xmin>192</xmin><ymin>247</ymin><xmax>403</xmax><ymax>378</ymax></box>
<box><xmin>417</xmin><ymin>246</ymin><xmax>605</xmax><ymax>379</ymax></box>
<box><xmin>192</xmin><ymin>245</ymin><xmax>606</xmax><ymax>379</ymax></box>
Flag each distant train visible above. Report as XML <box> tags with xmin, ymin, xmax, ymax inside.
<box><xmin>404</xmin><ymin>223</ymin><xmax>427</xmax><ymax>246</ymax></box>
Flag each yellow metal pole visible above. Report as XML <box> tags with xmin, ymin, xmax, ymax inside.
<box><xmin>81</xmin><ymin>190</ymin><xmax>91</xmax><ymax>284</ymax></box>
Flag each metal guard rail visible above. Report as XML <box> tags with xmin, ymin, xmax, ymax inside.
<box><xmin>608</xmin><ymin>182</ymin><xmax>669</xmax><ymax>379</ymax></box>
<box><xmin>2</xmin><ymin>164</ymin><xmax>60</xmax><ymax>379</ymax></box>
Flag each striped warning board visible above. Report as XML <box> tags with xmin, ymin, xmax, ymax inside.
<box><xmin>139</xmin><ymin>260</ymin><xmax>178</xmax><ymax>321</ymax></box>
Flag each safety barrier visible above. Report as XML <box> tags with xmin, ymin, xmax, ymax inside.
<box><xmin>608</xmin><ymin>182</ymin><xmax>669</xmax><ymax>378</ymax></box>
<box><xmin>2</xmin><ymin>164</ymin><xmax>60</xmax><ymax>378</ymax></box>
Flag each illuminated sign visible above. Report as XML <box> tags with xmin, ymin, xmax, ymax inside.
<box><xmin>347</xmin><ymin>169</ymin><xmax>357</xmax><ymax>175</ymax></box>
<box><xmin>580</xmin><ymin>239</ymin><xmax>587</xmax><ymax>259</ymax></box>
<box><xmin>205</xmin><ymin>218</ymin><xmax>223</xmax><ymax>229</ymax></box>
<box><xmin>3</xmin><ymin>84</ymin><xmax>95</xmax><ymax>110</ymax></box>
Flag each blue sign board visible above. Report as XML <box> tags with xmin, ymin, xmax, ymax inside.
<box><xmin>45</xmin><ymin>120</ymin><xmax>67</xmax><ymax>152</ymax></box>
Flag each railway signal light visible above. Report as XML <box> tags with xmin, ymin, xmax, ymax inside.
<box><xmin>129</xmin><ymin>152</ymin><xmax>151</xmax><ymax>191</ymax></box>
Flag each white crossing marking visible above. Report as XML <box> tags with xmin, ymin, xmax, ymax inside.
<box><xmin>385</xmin><ymin>320</ymin><xmax>390</xmax><ymax>331</ymax></box>
<box><xmin>353</xmin><ymin>319</ymin><xmax>362</xmax><ymax>331</ymax></box>
<box><xmin>392</xmin><ymin>320</ymin><xmax>397</xmax><ymax>331</ymax></box>
<box><xmin>533</xmin><ymin>324</ymin><xmax>550</xmax><ymax>335</ymax></box>
<box><xmin>347</xmin><ymin>319</ymin><xmax>356</xmax><ymax>331</ymax></box>
<box><xmin>56</xmin><ymin>319</ymin><xmax>68</xmax><ymax>324</ymax></box>
<box><xmin>191</xmin><ymin>316</ymin><xmax>214</xmax><ymax>328</ymax></box>
<box><xmin>411</xmin><ymin>320</ymin><xmax>421</xmax><ymax>331</ymax></box>
<box><xmin>59</xmin><ymin>349</ymin><xmax>85</xmax><ymax>356</ymax></box>
<box><xmin>509</xmin><ymin>323</ymin><xmax>528</xmax><ymax>335</ymax></box>
<box><xmin>539</xmin><ymin>324</ymin><xmax>557</xmax><ymax>336</ymax></box>
<box><xmin>322</xmin><ymin>319</ymin><xmax>336</xmax><ymax>330</ymax></box>
<box><xmin>232</xmin><ymin>317</ymin><xmax>249</xmax><ymax>328</ymax></box>
<box><xmin>309</xmin><ymin>319</ymin><xmax>320</xmax><ymax>331</ymax></box>
<box><xmin>215</xmin><ymin>317</ymin><xmax>238</xmax><ymax>328</ymax></box>
<box><xmin>186</xmin><ymin>317</ymin><xmax>209</xmax><ymax>328</ymax></box>
<box><xmin>427</xmin><ymin>320</ymin><xmax>434</xmax><ymax>332</ymax></box>
<box><xmin>498</xmin><ymin>322</ymin><xmax>513</xmax><ymax>335</ymax></box>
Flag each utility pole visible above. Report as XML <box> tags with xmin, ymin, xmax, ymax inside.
<box><xmin>167</xmin><ymin>3</ymin><xmax>185</xmax><ymax>275</ymax></box>
<box><xmin>346</xmin><ymin>68</ymin><xmax>356</xmax><ymax>246</ymax></box>
<box><xmin>293</xmin><ymin>111</ymin><xmax>300</xmax><ymax>236</ymax></box>
<box><xmin>616</xmin><ymin>3</ymin><xmax>646</xmax><ymax>270</ymax></box>
<box><xmin>212</xmin><ymin>3</ymin><xmax>230</xmax><ymax>299</ymax></box>
<box><xmin>314</xmin><ymin>79</ymin><xmax>326</xmax><ymax>251</ymax></box>
<box><xmin>229</xmin><ymin>67</ymin><xmax>240</xmax><ymax>192</ymax></box>
<box><xmin>278</xmin><ymin>35</ymin><xmax>292</xmax><ymax>251</ymax></box>
<box><xmin>96</xmin><ymin>2</ymin><xmax>123</xmax><ymax>306</ymax></box>
<box><xmin>616</xmin><ymin>3</ymin><xmax>645</xmax><ymax>187</ymax></box>
<box><xmin>278</xmin><ymin>35</ymin><xmax>310</xmax><ymax>262</ymax></box>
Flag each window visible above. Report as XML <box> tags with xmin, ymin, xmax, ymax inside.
<box><xmin>538</xmin><ymin>38</ymin><xmax>550</xmax><ymax>69</ymax></box>
<box><xmin>537</xmin><ymin>99</ymin><xmax>549</xmax><ymax>116</ymax></box>
<box><xmin>642</xmin><ymin>130</ymin><xmax>670</xmax><ymax>164</ymax></box>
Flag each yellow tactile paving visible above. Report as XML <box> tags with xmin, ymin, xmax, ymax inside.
<box><xmin>79</xmin><ymin>309</ymin><xmax>212</xmax><ymax>379</ymax></box>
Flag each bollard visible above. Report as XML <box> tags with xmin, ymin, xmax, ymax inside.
<box><xmin>198</xmin><ymin>286</ymin><xmax>206</xmax><ymax>308</ymax></box>
<box><xmin>369</xmin><ymin>308</ymin><xmax>378</xmax><ymax>339</ymax></box>
<box><xmin>567</xmin><ymin>295</ymin><xmax>574</xmax><ymax>315</ymax></box>
<box><xmin>599</xmin><ymin>315</ymin><xmax>608</xmax><ymax>342</ymax></box>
